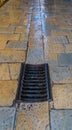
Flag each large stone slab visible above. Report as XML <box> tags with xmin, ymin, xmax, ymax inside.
<box><xmin>15</xmin><ymin>26</ymin><xmax>28</xmax><ymax>34</ymax></box>
<box><xmin>16</xmin><ymin>102</ymin><xmax>50</xmax><ymax>130</ymax></box>
<box><xmin>9</xmin><ymin>63</ymin><xmax>21</xmax><ymax>80</ymax></box>
<box><xmin>44</xmin><ymin>42</ymin><xmax>64</xmax><ymax>55</ymax></box>
<box><xmin>0</xmin><ymin>64</ymin><xmax>10</xmax><ymax>80</ymax></box>
<box><xmin>53</xmin><ymin>36</ymin><xmax>68</xmax><ymax>44</ymax></box>
<box><xmin>28</xmin><ymin>20</ymin><xmax>43</xmax><ymax>48</ymax></box>
<box><xmin>0</xmin><ymin>107</ymin><xmax>16</xmax><ymax>130</ymax></box>
<box><xmin>0</xmin><ymin>50</ymin><xmax>26</xmax><ymax>63</ymax></box>
<box><xmin>51</xmin><ymin>30</ymin><xmax>71</xmax><ymax>37</ymax></box>
<box><xmin>58</xmin><ymin>53</ymin><xmax>72</xmax><ymax>66</ymax></box>
<box><xmin>6</xmin><ymin>41</ymin><xmax>27</xmax><ymax>50</ymax></box>
<box><xmin>0</xmin><ymin>26</ymin><xmax>15</xmax><ymax>34</ymax></box>
<box><xmin>52</xmin><ymin>84</ymin><xmax>72</xmax><ymax>109</ymax></box>
<box><xmin>26</xmin><ymin>48</ymin><xmax>44</xmax><ymax>64</ymax></box>
<box><xmin>0</xmin><ymin>63</ymin><xmax>21</xmax><ymax>80</ymax></box>
<box><xmin>0</xmin><ymin>81</ymin><xmax>18</xmax><ymax>106</ymax></box>
<box><xmin>50</xmin><ymin>67</ymin><xmax>72</xmax><ymax>83</ymax></box>
<box><xmin>65</xmin><ymin>44</ymin><xmax>72</xmax><ymax>53</ymax></box>
<box><xmin>45</xmin><ymin>53</ymin><xmax>58</xmax><ymax>61</ymax></box>
<box><xmin>42</xmin><ymin>21</ymin><xmax>58</xmax><ymax>36</ymax></box>
<box><xmin>0</xmin><ymin>34</ymin><xmax>20</xmax><ymax>42</ymax></box>
<box><xmin>50</xmin><ymin>110</ymin><xmax>72</xmax><ymax>130</ymax></box>
<box><xmin>45</xmin><ymin>35</ymin><xmax>68</xmax><ymax>45</ymax></box>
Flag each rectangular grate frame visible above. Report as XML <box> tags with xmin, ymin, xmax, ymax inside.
<box><xmin>16</xmin><ymin>63</ymin><xmax>52</xmax><ymax>103</ymax></box>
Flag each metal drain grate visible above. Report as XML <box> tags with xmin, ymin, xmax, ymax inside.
<box><xmin>16</xmin><ymin>63</ymin><xmax>52</xmax><ymax>103</ymax></box>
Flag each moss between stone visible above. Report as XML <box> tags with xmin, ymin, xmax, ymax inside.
<box><xmin>0</xmin><ymin>0</ymin><xmax>9</xmax><ymax>7</ymax></box>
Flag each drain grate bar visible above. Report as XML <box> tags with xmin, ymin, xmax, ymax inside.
<box><xmin>16</xmin><ymin>63</ymin><xmax>52</xmax><ymax>103</ymax></box>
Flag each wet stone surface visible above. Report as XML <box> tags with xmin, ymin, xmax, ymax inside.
<box><xmin>58</xmin><ymin>53</ymin><xmax>72</xmax><ymax>66</ymax></box>
<box><xmin>50</xmin><ymin>110</ymin><xmax>72</xmax><ymax>130</ymax></box>
<box><xmin>0</xmin><ymin>107</ymin><xmax>16</xmax><ymax>130</ymax></box>
<box><xmin>26</xmin><ymin>48</ymin><xmax>44</xmax><ymax>64</ymax></box>
<box><xmin>42</xmin><ymin>22</ymin><xmax>58</xmax><ymax>36</ymax></box>
<box><xmin>0</xmin><ymin>0</ymin><xmax>72</xmax><ymax>129</ymax></box>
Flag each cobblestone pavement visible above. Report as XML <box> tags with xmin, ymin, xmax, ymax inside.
<box><xmin>0</xmin><ymin>0</ymin><xmax>72</xmax><ymax>129</ymax></box>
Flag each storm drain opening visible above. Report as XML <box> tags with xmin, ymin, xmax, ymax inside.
<box><xmin>16</xmin><ymin>63</ymin><xmax>52</xmax><ymax>103</ymax></box>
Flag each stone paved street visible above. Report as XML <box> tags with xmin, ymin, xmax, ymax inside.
<box><xmin>0</xmin><ymin>0</ymin><xmax>72</xmax><ymax>129</ymax></box>
<box><xmin>0</xmin><ymin>107</ymin><xmax>16</xmax><ymax>129</ymax></box>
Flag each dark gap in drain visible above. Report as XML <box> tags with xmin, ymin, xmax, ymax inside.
<box><xmin>15</xmin><ymin>63</ymin><xmax>52</xmax><ymax>103</ymax></box>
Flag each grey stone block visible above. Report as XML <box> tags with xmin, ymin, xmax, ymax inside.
<box><xmin>50</xmin><ymin>110</ymin><xmax>72</xmax><ymax>130</ymax></box>
<box><xmin>26</xmin><ymin>48</ymin><xmax>44</xmax><ymax>64</ymax></box>
<box><xmin>58</xmin><ymin>53</ymin><xmax>72</xmax><ymax>66</ymax></box>
<box><xmin>50</xmin><ymin>66</ymin><xmax>71</xmax><ymax>83</ymax></box>
<box><xmin>6</xmin><ymin>41</ymin><xmax>27</xmax><ymax>50</ymax></box>
<box><xmin>54</xmin><ymin>36</ymin><xmax>68</xmax><ymax>44</ymax></box>
<box><xmin>0</xmin><ymin>107</ymin><xmax>16</xmax><ymax>130</ymax></box>
<box><xmin>42</xmin><ymin>21</ymin><xmax>58</xmax><ymax>36</ymax></box>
